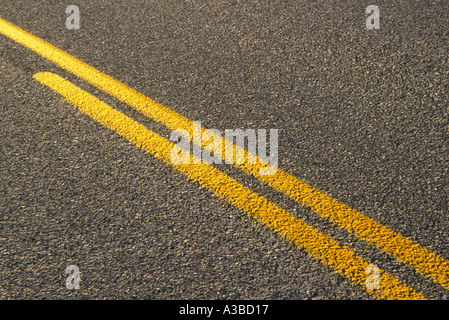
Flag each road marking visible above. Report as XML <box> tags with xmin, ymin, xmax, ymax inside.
<box><xmin>33</xmin><ymin>71</ymin><xmax>425</xmax><ymax>300</ymax></box>
<box><xmin>0</xmin><ymin>16</ymin><xmax>447</xmax><ymax>291</ymax></box>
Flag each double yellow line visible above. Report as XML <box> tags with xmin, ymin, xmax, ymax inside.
<box><xmin>1</xmin><ymin>16</ymin><xmax>447</xmax><ymax>299</ymax></box>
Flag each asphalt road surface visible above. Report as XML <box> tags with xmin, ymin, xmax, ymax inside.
<box><xmin>1</xmin><ymin>0</ymin><xmax>448</xmax><ymax>300</ymax></box>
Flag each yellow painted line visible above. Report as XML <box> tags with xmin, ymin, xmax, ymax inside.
<box><xmin>33</xmin><ymin>71</ymin><xmax>425</xmax><ymax>300</ymax></box>
<box><xmin>244</xmin><ymin>167</ymin><xmax>449</xmax><ymax>291</ymax></box>
<box><xmin>1</xmin><ymin>16</ymin><xmax>447</xmax><ymax>290</ymax></box>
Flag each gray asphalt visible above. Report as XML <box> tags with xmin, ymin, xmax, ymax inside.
<box><xmin>0</xmin><ymin>0</ymin><xmax>448</xmax><ymax>299</ymax></box>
